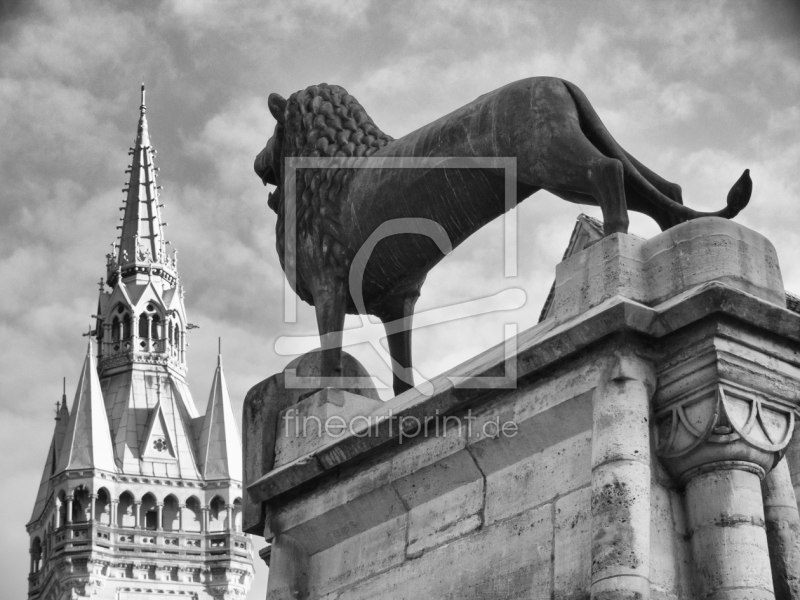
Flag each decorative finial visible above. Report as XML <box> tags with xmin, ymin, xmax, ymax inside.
<box><xmin>98</xmin><ymin>277</ymin><xmax>104</xmax><ymax>291</ymax></box>
<box><xmin>81</xmin><ymin>327</ymin><xmax>94</xmax><ymax>355</ymax></box>
<box><xmin>218</xmin><ymin>337</ymin><xmax>222</xmax><ymax>366</ymax></box>
<box><xmin>156</xmin><ymin>373</ymin><xmax>161</xmax><ymax>402</ymax></box>
<box><xmin>140</xmin><ymin>83</ymin><xmax>146</xmax><ymax>115</ymax></box>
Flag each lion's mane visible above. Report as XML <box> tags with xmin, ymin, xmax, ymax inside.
<box><xmin>273</xmin><ymin>83</ymin><xmax>393</xmax><ymax>288</ymax></box>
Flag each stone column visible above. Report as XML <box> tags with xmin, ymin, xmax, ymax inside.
<box><xmin>684</xmin><ymin>465</ymin><xmax>773</xmax><ymax>600</ymax></box>
<box><xmin>65</xmin><ymin>496</ymin><xmax>74</xmax><ymax>525</ymax></box>
<box><xmin>132</xmin><ymin>315</ymin><xmax>139</xmax><ymax>350</ymax></box>
<box><xmin>89</xmin><ymin>494</ymin><xmax>97</xmax><ymax>522</ymax></box>
<box><xmin>265</xmin><ymin>533</ymin><xmax>309</xmax><ymax>600</ymax></box>
<box><xmin>656</xmin><ymin>383</ymin><xmax>794</xmax><ymax>600</ymax></box>
<box><xmin>201</xmin><ymin>507</ymin><xmax>208</xmax><ymax>533</ymax></box>
<box><xmin>226</xmin><ymin>505</ymin><xmax>234</xmax><ymax>531</ymax></box>
<box><xmin>133</xmin><ymin>501</ymin><xmax>142</xmax><ymax>529</ymax></box>
<box><xmin>111</xmin><ymin>500</ymin><xmax>118</xmax><ymax>527</ymax></box>
<box><xmin>762</xmin><ymin>458</ymin><xmax>800</xmax><ymax>600</ymax></box>
<box><xmin>590</xmin><ymin>351</ymin><xmax>655</xmax><ymax>600</ymax></box>
<box><xmin>146</xmin><ymin>316</ymin><xmax>153</xmax><ymax>352</ymax></box>
<box><xmin>156</xmin><ymin>503</ymin><xmax>164</xmax><ymax>532</ymax></box>
<box><xmin>178</xmin><ymin>504</ymin><xmax>185</xmax><ymax>532</ymax></box>
<box><xmin>54</xmin><ymin>500</ymin><xmax>61</xmax><ymax>529</ymax></box>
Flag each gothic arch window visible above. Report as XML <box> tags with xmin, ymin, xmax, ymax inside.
<box><xmin>31</xmin><ymin>537</ymin><xmax>42</xmax><ymax>573</ymax></box>
<box><xmin>141</xmin><ymin>493</ymin><xmax>158</xmax><ymax>530</ymax></box>
<box><xmin>138</xmin><ymin>312</ymin><xmax>149</xmax><ymax>344</ymax></box>
<box><xmin>184</xmin><ymin>496</ymin><xmax>202</xmax><ymax>533</ymax></box>
<box><xmin>233</xmin><ymin>498</ymin><xmax>243</xmax><ymax>533</ymax></box>
<box><xmin>56</xmin><ymin>490</ymin><xmax>67</xmax><ymax>527</ymax></box>
<box><xmin>117</xmin><ymin>491</ymin><xmax>135</xmax><ymax>529</ymax></box>
<box><xmin>122</xmin><ymin>313</ymin><xmax>131</xmax><ymax>340</ymax></box>
<box><xmin>95</xmin><ymin>488</ymin><xmax>110</xmax><ymax>526</ymax></box>
<box><xmin>152</xmin><ymin>314</ymin><xmax>162</xmax><ymax>350</ymax></box>
<box><xmin>163</xmin><ymin>495</ymin><xmax>179</xmax><ymax>532</ymax></box>
<box><xmin>72</xmin><ymin>486</ymin><xmax>89</xmax><ymax>523</ymax></box>
<box><xmin>208</xmin><ymin>496</ymin><xmax>225</xmax><ymax>532</ymax></box>
<box><xmin>112</xmin><ymin>316</ymin><xmax>120</xmax><ymax>343</ymax></box>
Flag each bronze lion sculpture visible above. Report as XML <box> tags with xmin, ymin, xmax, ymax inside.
<box><xmin>254</xmin><ymin>77</ymin><xmax>751</xmax><ymax>396</ymax></box>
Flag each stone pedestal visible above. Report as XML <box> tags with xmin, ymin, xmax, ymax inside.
<box><xmin>274</xmin><ymin>387</ymin><xmax>385</xmax><ymax>467</ymax></box>
<box><xmin>243</xmin><ymin>217</ymin><xmax>800</xmax><ymax>599</ymax></box>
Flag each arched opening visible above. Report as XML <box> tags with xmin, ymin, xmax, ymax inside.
<box><xmin>233</xmin><ymin>498</ymin><xmax>243</xmax><ymax>533</ymax></box>
<box><xmin>151</xmin><ymin>314</ymin><xmax>162</xmax><ymax>350</ymax></box>
<box><xmin>31</xmin><ymin>537</ymin><xmax>42</xmax><ymax>573</ymax></box>
<box><xmin>184</xmin><ymin>497</ymin><xmax>202</xmax><ymax>533</ymax></box>
<box><xmin>117</xmin><ymin>492</ymin><xmax>135</xmax><ymax>528</ymax></box>
<box><xmin>56</xmin><ymin>490</ymin><xmax>67</xmax><ymax>528</ymax></box>
<box><xmin>208</xmin><ymin>496</ymin><xmax>225</xmax><ymax>532</ymax></box>
<box><xmin>72</xmin><ymin>486</ymin><xmax>90</xmax><ymax>523</ymax></box>
<box><xmin>112</xmin><ymin>317</ymin><xmax>120</xmax><ymax>344</ymax></box>
<box><xmin>138</xmin><ymin>313</ymin><xmax>149</xmax><ymax>348</ymax></box>
<box><xmin>163</xmin><ymin>495</ymin><xmax>179</xmax><ymax>532</ymax></box>
<box><xmin>141</xmin><ymin>493</ymin><xmax>158</xmax><ymax>530</ymax></box>
<box><xmin>95</xmin><ymin>488</ymin><xmax>110</xmax><ymax>525</ymax></box>
<box><xmin>122</xmin><ymin>313</ymin><xmax>131</xmax><ymax>340</ymax></box>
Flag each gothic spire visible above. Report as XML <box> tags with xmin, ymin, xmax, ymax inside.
<box><xmin>109</xmin><ymin>84</ymin><xmax>176</xmax><ymax>287</ymax></box>
<box><xmin>197</xmin><ymin>342</ymin><xmax>243</xmax><ymax>481</ymax></box>
<box><xmin>28</xmin><ymin>382</ymin><xmax>71</xmax><ymax>524</ymax></box>
<box><xmin>55</xmin><ymin>342</ymin><xmax>116</xmax><ymax>474</ymax></box>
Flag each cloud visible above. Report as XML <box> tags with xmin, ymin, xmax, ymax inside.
<box><xmin>2</xmin><ymin>2</ymin><xmax>799</xmax><ymax>599</ymax></box>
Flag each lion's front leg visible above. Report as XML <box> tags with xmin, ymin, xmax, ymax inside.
<box><xmin>312</xmin><ymin>275</ymin><xmax>348</xmax><ymax>389</ymax></box>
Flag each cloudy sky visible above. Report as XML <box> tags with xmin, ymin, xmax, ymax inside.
<box><xmin>2</xmin><ymin>1</ymin><xmax>799</xmax><ymax>597</ymax></box>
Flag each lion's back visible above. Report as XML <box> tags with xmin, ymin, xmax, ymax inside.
<box><xmin>376</xmin><ymin>76</ymin><xmax>578</xmax><ymax>159</ymax></box>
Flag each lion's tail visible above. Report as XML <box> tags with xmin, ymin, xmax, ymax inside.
<box><xmin>561</xmin><ymin>80</ymin><xmax>751</xmax><ymax>222</ymax></box>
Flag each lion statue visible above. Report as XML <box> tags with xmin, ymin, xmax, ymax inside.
<box><xmin>254</xmin><ymin>77</ymin><xmax>752</xmax><ymax>396</ymax></box>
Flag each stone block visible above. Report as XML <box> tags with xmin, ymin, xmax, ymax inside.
<box><xmin>338</xmin><ymin>505</ymin><xmax>552</xmax><ymax>600</ymax></box>
<box><xmin>307</xmin><ymin>514</ymin><xmax>407</xmax><ymax>596</ymax></box>
<box><xmin>551</xmin><ymin>217</ymin><xmax>785</xmax><ymax>323</ymax></box>
<box><xmin>649</xmin><ymin>483</ymin><xmax>690</xmax><ymax>600</ymax></box>
<box><xmin>274</xmin><ymin>388</ymin><xmax>385</xmax><ymax>467</ymax></box>
<box><xmin>554</xmin><ymin>486</ymin><xmax>591</xmax><ymax>600</ymax></box>
<box><xmin>403</xmin><ymin>466</ymin><xmax>484</xmax><ymax>558</ymax></box>
<box><xmin>483</xmin><ymin>430</ymin><xmax>591</xmax><ymax>526</ymax></box>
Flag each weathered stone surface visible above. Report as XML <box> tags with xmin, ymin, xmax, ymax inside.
<box><xmin>337</xmin><ymin>506</ymin><xmax>553</xmax><ymax>599</ymax></box>
<box><xmin>244</xmin><ymin>217</ymin><xmax>800</xmax><ymax>598</ymax></box>
<box><xmin>650</xmin><ymin>482</ymin><xmax>692</xmax><ymax>600</ymax></box>
<box><xmin>685</xmin><ymin>469</ymin><xmax>775</xmax><ymax>599</ymax></box>
<box><xmin>555</xmin><ymin>486</ymin><xmax>592</xmax><ymax>600</ymax></box>
<box><xmin>483</xmin><ymin>430</ymin><xmax>591</xmax><ymax>526</ymax></box>
<box><xmin>242</xmin><ymin>349</ymin><xmax>378</xmax><ymax>533</ymax></box>
<box><xmin>307</xmin><ymin>515</ymin><xmax>407</xmax><ymax>596</ymax></box>
<box><xmin>552</xmin><ymin>217</ymin><xmax>784</xmax><ymax>323</ymax></box>
<box><xmin>273</xmin><ymin>387</ymin><xmax>384</xmax><ymax>467</ymax></box>
<box><xmin>762</xmin><ymin>458</ymin><xmax>800</xmax><ymax>600</ymax></box>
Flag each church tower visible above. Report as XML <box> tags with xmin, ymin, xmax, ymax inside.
<box><xmin>25</xmin><ymin>87</ymin><xmax>254</xmax><ymax>600</ymax></box>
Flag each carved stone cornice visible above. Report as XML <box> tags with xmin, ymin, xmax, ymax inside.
<box><xmin>654</xmin><ymin>316</ymin><xmax>800</xmax><ymax>483</ymax></box>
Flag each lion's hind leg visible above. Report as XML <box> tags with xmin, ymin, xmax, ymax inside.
<box><xmin>529</xmin><ymin>134</ymin><xmax>629</xmax><ymax>236</ymax></box>
<box><xmin>375</xmin><ymin>288</ymin><xmax>421</xmax><ymax>396</ymax></box>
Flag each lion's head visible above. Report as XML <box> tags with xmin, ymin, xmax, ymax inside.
<box><xmin>255</xmin><ymin>83</ymin><xmax>393</xmax><ymax>206</ymax></box>
<box><xmin>254</xmin><ymin>83</ymin><xmax>394</xmax><ymax>282</ymax></box>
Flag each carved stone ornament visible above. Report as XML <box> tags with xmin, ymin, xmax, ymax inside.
<box><xmin>655</xmin><ymin>382</ymin><xmax>794</xmax><ymax>483</ymax></box>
